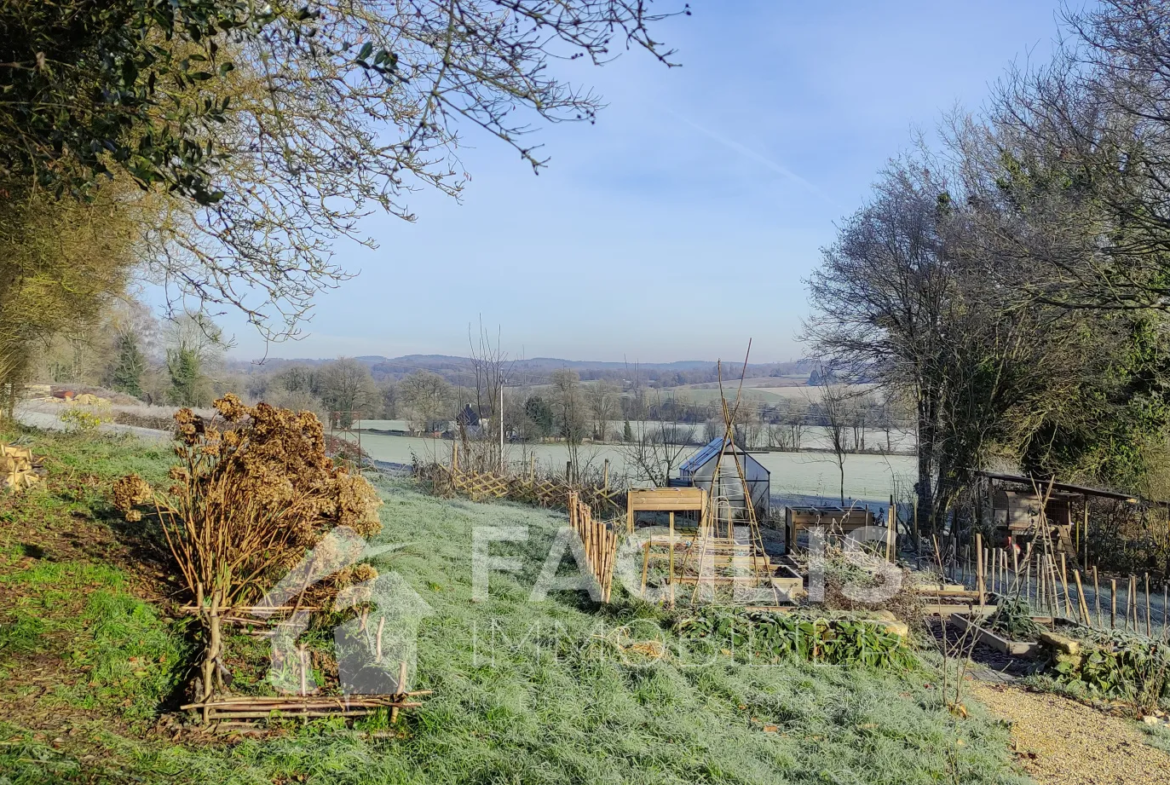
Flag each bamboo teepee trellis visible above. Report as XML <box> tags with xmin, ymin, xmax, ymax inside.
<box><xmin>679</xmin><ymin>342</ymin><xmax>779</xmax><ymax>604</ymax></box>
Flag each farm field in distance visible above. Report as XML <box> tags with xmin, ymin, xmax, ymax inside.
<box><xmin>351</xmin><ymin>428</ymin><xmax>915</xmax><ymax>506</ymax></box>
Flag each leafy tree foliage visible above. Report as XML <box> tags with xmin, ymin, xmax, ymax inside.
<box><xmin>0</xmin><ymin>0</ymin><xmax>261</xmax><ymax>201</ymax></box>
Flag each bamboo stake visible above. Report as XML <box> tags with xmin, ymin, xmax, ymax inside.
<box><xmin>913</xmin><ymin>502</ymin><xmax>919</xmax><ymax>557</ymax></box>
<box><xmin>976</xmin><ymin>534</ymin><xmax>985</xmax><ymax>607</ymax></box>
<box><xmin>1082</xmin><ymin>502</ymin><xmax>1089</xmax><ymax>568</ymax></box>
<box><xmin>1073</xmin><ymin>570</ymin><xmax>1090</xmax><ymax>627</ymax></box>
<box><xmin>391</xmin><ymin>660</ymin><xmax>408</xmax><ymax>723</ymax></box>
<box><xmin>1127</xmin><ymin>577</ymin><xmax>1137</xmax><ymax>631</ymax></box>
<box><xmin>1124</xmin><ymin>576</ymin><xmax>1133</xmax><ymax>632</ymax></box>
<box><xmin>931</xmin><ymin>534</ymin><xmax>941</xmax><ymax>580</ymax></box>
<box><xmin>668</xmin><ymin>512</ymin><xmax>675</xmax><ymax>607</ymax></box>
<box><xmin>1050</xmin><ymin>556</ymin><xmax>1062</xmax><ymax>617</ymax></box>
<box><xmin>641</xmin><ymin>540</ymin><xmax>651</xmax><ymax>595</ymax></box>
<box><xmin>1163</xmin><ymin>583</ymin><xmax>1169</xmax><ymax>644</ymax></box>
<box><xmin>1061</xmin><ymin>554</ymin><xmax>1074</xmax><ymax>620</ymax></box>
<box><xmin>1145</xmin><ymin>573</ymin><xmax>1152</xmax><ymax>637</ymax></box>
<box><xmin>1111</xmin><ymin>578</ymin><xmax>1117</xmax><ymax>629</ymax></box>
<box><xmin>1039</xmin><ymin>554</ymin><xmax>1047</xmax><ymax>611</ymax></box>
<box><xmin>1093</xmin><ymin>567</ymin><xmax>1101</xmax><ymax>628</ymax></box>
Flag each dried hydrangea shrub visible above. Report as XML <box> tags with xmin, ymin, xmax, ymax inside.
<box><xmin>113</xmin><ymin>394</ymin><xmax>383</xmax><ymax>607</ymax></box>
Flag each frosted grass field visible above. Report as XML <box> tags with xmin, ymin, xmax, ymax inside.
<box><xmin>351</xmin><ymin>431</ymin><xmax>915</xmax><ymax>505</ymax></box>
<box><xmin>358</xmin><ymin>418</ymin><xmax>915</xmax><ymax>453</ymax></box>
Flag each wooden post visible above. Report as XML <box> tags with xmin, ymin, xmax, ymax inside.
<box><xmin>1093</xmin><ymin>566</ymin><xmax>1101</xmax><ymax>628</ymax></box>
<box><xmin>1039</xmin><ymin>554</ymin><xmax>1047</xmax><ymax>610</ymax></box>
<box><xmin>603</xmin><ymin>459</ymin><xmax>609</xmax><ymax>492</ymax></box>
<box><xmin>1132</xmin><ymin>574</ymin><xmax>1140</xmax><ymax>631</ymax></box>
<box><xmin>1164</xmin><ymin>583</ymin><xmax>1169</xmax><ymax>643</ymax></box>
<box><xmin>1051</xmin><ymin>559</ymin><xmax>1063</xmax><ymax>618</ymax></box>
<box><xmin>1060</xmin><ymin>554</ymin><xmax>1074</xmax><ymax>619</ymax></box>
<box><xmin>640</xmin><ymin>540</ymin><xmax>651</xmax><ymax>595</ymax></box>
<box><xmin>530</xmin><ymin>454</ymin><xmax>536</xmax><ymax>480</ymax></box>
<box><xmin>452</xmin><ymin>442</ymin><xmax>459</xmax><ymax>473</ymax></box>
<box><xmin>1146</xmin><ymin>573</ymin><xmax>1153</xmax><ymax>637</ymax></box>
<box><xmin>391</xmin><ymin>660</ymin><xmax>408</xmax><ymax>724</ymax></box>
<box><xmin>886</xmin><ymin>502</ymin><xmax>896</xmax><ymax>562</ymax></box>
<box><xmin>566</xmin><ymin>460</ymin><xmax>572</xmax><ymax>482</ymax></box>
<box><xmin>1082</xmin><ymin>501</ymin><xmax>1089</xmax><ymax>568</ymax></box>
<box><xmin>1041</xmin><ymin>554</ymin><xmax>1052</xmax><ymax>615</ymax></box>
<box><xmin>976</xmin><ymin>533</ymin><xmax>985</xmax><ymax>608</ymax></box>
<box><xmin>1073</xmin><ymin>570</ymin><xmax>1090</xmax><ymax>626</ymax></box>
<box><xmin>1111</xmin><ymin>578</ymin><xmax>1117</xmax><ymax>629</ymax></box>
<box><xmin>499</xmin><ymin>384</ymin><xmax>505</xmax><ymax>474</ymax></box>
<box><xmin>1134</xmin><ymin>575</ymin><xmax>1142</xmax><ymax>630</ymax></box>
<box><xmin>1124</xmin><ymin>577</ymin><xmax>1132</xmax><ymax>632</ymax></box>
<box><xmin>913</xmin><ymin>501</ymin><xmax>919</xmax><ymax>556</ymax></box>
<box><xmin>1050</xmin><ymin>555</ymin><xmax>1062</xmax><ymax>617</ymax></box>
<box><xmin>668</xmin><ymin>512</ymin><xmax>675</xmax><ymax>607</ymax></box>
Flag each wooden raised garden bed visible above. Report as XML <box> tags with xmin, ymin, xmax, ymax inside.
<box><xmin>948</xmin><ymin>611</ymin><xmax>1039</xmax><ymax>656</ymax></box>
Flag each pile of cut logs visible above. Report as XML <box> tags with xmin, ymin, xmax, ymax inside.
<box><xmin>0</xmin><ymin>443</ymin><xmax>42</xmax><ymax>492</ymax></box>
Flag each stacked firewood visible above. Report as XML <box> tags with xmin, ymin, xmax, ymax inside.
<box><xmin>0</xmin><ymin>443</ymin><xmax>43</xmax><ymax>492</ymax></box>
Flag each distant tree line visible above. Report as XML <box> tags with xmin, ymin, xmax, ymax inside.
<box><xmin>353</xmin><ymin>358</ymin><xmax>815</xmax><ymax>390</ymax></box>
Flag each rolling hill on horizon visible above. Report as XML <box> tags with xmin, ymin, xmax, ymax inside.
<box><xmin>228</xmin><ymin>353</ymin><xmax>815</xmax><ymax>387</ymax></box>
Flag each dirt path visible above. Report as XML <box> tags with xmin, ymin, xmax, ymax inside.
<box><xmin>969</xmin><ymin>682</ymin><xmax>1170</xmax><ymax>785</ymax></box>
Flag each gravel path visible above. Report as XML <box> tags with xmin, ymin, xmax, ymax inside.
<box><xmin>969</xmin><ymin>682</ymin><xmax>1170</xmax><ymax>785</ymax></box>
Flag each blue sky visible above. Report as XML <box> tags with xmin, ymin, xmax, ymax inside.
<box><xmin>194</xmin><ymin>1</ymin><xmax>1068</xmax><ymax>364</ymax></box>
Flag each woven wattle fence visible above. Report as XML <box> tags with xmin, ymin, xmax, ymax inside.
<box><xmin>422</xmin><ymin>457</ymin><xmax>623</xmax><ymax>516</ymax></box>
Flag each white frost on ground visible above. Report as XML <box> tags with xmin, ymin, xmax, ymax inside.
<box><xmin>14</xmin><ymin>400</ymin><xmax>171</xmax><ymax>443</ymax></box>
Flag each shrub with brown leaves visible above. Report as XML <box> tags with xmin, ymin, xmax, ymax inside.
<box><xmin>114</xmin><ymin>394</ymin><xmax>383</xmax><ymax>607</ymax></box>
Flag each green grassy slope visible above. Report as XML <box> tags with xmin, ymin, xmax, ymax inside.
<box><xmin>0</xmin><ymin>428</ymin><xmax>1030</xmax><ymax>784</ymax></box>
